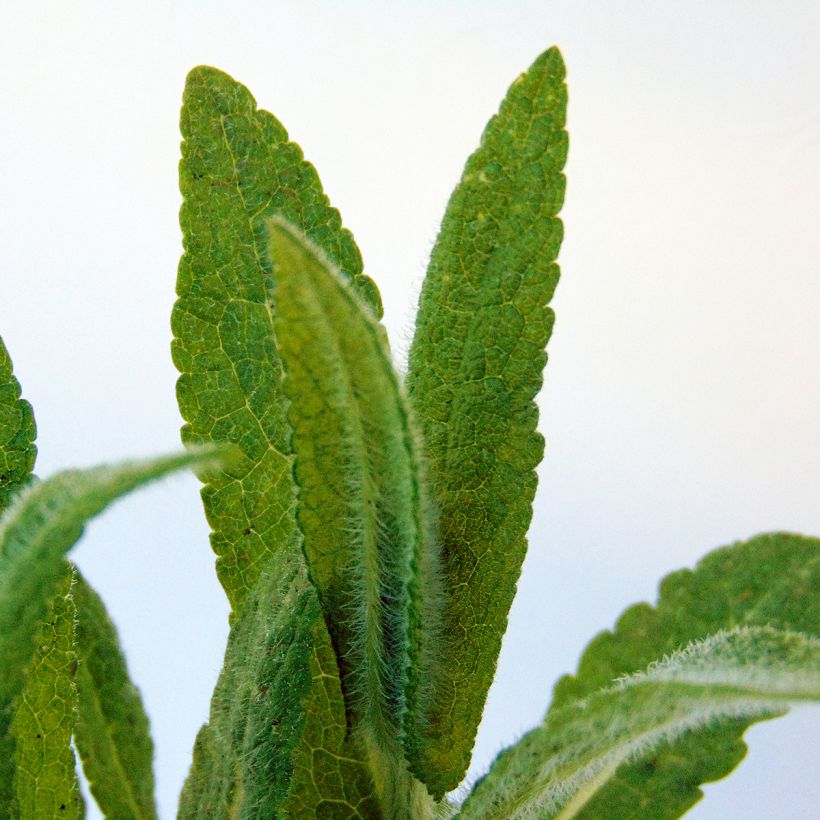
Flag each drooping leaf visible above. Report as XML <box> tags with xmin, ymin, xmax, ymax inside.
<box><xmin>265</xmin><ymin>219</ymin><xmax>441</xmax><ymax>816</ymax></box>
<box><xmin>459</xmin><ymin>626</ymin><xmax>820</xmax><ymax>819</ymax></box>
<box><xmin>10</xmin><ymin>568</ymin><xmax>83</xmax><ymax>819</ymax></box>
<box><xmin>0</xmin><ymin>334</ymin><xmax>40</xmax><ymax>813</ymax></box>
<box><xmin>0</xmin><ymin>336</ymin><xmax>37</xmax><ymax>515</ymax></box>
<box><xmin>172</xmin><ymin>65</ymin><xmax>383</xmax><ymax>617</ymax></box>
<box><xmin>177</xmin><ymin>536</ymin><xmax>381</xmax><ymax>819</ymax></box>
<box><xmin>72</xmin><ymin>569</ymin><xmax>156</xmax><ymax>819</ymax></box>
<box><xmin>546</xmin><ymin>532</ymin><xmax>820</xmax><ymax>818</ymax></box>
<box><xmin>0</xmin><ymin>446</ymin><xmax>223</xmax><ymax>761</ymax></box>
<box><xmin>404</xmin><ymin>46</ymin><xmax>568</xmax><ymax>794</ymax></box>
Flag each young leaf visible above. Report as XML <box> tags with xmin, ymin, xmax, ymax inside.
<box><xmin>177</xmin><ymin>536</ymin><xmax>381</xmax><ymax>819</ymax></box>
<box><xmin>459</xmin><ymin>626</ymin><xmax>820</xmax><ymax>819</ymax></box>
<box><xmin>72</xmin><ymin>569</ymin><xmax>157</xmax><ymax>819</ymax></box>
<box><xmin>404</xmin><ymin>46</ymin><xmax>568</xmax><ymax>793</ymax></box>
<box><xmin>10</xmin><ymin>568</ymin><xmax>83</xmax><ymax>819</ymax></box>
<box><xmin>265</xmin><ymin>219</ymin><xmax>442</xmax><ymax>814</ymax></box>
<box><xmin>173</xmin><ymin>65</ymin><xmax>383</xmax><ymax>616</ymax></box>
<box><xmin>0</xmin><ymin>336</ymin><xmax>37</xmax><ymax>514</ymax></box>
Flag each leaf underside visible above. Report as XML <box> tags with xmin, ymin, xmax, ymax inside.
<box><xmin>459</xmin><ymin>626</ymin><xmax>820</xmax><ymax>819</ymax></box>
<box><xmin>172</xmin><ymin>64</ymin><xmax>383</xmax><ymax>617</ymax></box>
<box><xmin>461</xmin><ymin>533</ymin><xmax>820</xmax><ymax>818</ymax></box>
<box><xmin>405</xmin><ymin>46</ymin><xmax>568</xmax><ymax>795</ymax></box>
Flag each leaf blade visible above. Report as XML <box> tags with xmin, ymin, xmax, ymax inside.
<box><xmin>463</xmin><ymin>533</ymin><xmax>820</xmax><ymax>819</ymax></box>
<box><xmin>0</xmin><ymin>447</ymin><xmax>222</xmax><ymax>723</ymax></box>
<box><xmin>72</xmin><ymin>569</ymin><xmax>157</xmax><ymax>820</ymax></box>
<box><xmin>266</xmin><ymin>219</ymin><xmax>442</xmax><ymax>814</ymax></box>
<box><xmin>459</xmin><ymin>626</ymin><xmax>820</xmax><ymax>819</ymax></box>
<box><xmin>177</xmin><ymin>537</ymin><xmax>381</xmax><ymax>819</ymax></box>
<box><xmin>405</xmin><ymin>46</ymin><xmax>568</xmax><ymax>793</ymax></box>
<box><xmin>10</xmin><ymin>568</ymin><xmax>82</xmax><ymax>819</ymax></box>
<box><xmin>172</xmin><ymin>65</ymin><xmax>383</xmax><ymax>615</ymax></box>
<box><xmin>0</xmin><ymin>336</ymin><xmax>37</xmax><ymax>515</ymax></box>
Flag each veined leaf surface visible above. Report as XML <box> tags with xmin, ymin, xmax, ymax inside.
<box><xmin>459</xmin><ymin>626</ymin><xmax>820</xmax><ymax>819</ymax></box>
<box><xmin>72</xmin><ymin>570</ymin><xmax>157</xmax><ymax>819</ymax></box>
<box><xmin>178</xmin><ymin>536</ymin><xmax>380</xmax><ymax>819</ymax></box>
<box><xmin>0</xmin><ymin>335</ymin><xmax>40</xmax><ymax>814</ymax></box>
<box><xmin>0</xmin><ymin>336</ymin><xmax>36</xmax><ymax>514</ymax></box>
<box><xmin>405</xmin><ymin>46</ymin><xmax>568</xmax><ymax>793</ymax></box>
<box><xmin>10</xmin><ymin>569</ymin><xmax>82</xmax><ymax>819</ymax></box>
<box><xmin>173</xmin><ymin>65</ymin><xmax>382</xmax><ymax>615</ymax></box>
<box><xmin>266</xmin><ymin>220</ymin><xmax>441</xmax><ymax>816</ymax></box>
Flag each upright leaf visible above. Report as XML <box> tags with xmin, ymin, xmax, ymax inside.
<box><xmin>0</xmin><ymin>336</ymin><xmax>36</xmax><ymax>514</ymax></box>
<box><xmin>72</xmin><ymin>570</ymin><xmax>157</xmax><ymax>819</ymax></box>
<box><xmin>405</xmin><ymin>46</ymin><xmax>568</xmax><ymax>793</ymax></box>
<box><xmin>0</xmin><ymin>335</ymin><xmax>39</xmax><ymax>813</ymax></box>
<box><xmin>266</xmin><ymin>220</ymin><xmax>441</xmax><ymax>816</ymax></box>
<box><xmin>178</xmin><ymin>537</ymin><xmax>381</xmax><ymax>819</ymax></box>
<box><xmin>459</xmin><ymin>626</ymin><xmax>820</xmax><ymax>819</ymax></box>
<box><xmin>10</xmin><ymin>569</ymin><xmax>82</xmax><ymax>819</ymax></box>
<box><xmin>173</xmin><ymin>65</ymin><xmax>383</xmax><ymax>615</ymax></box>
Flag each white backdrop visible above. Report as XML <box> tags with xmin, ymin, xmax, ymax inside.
<box><xmin>1</xmin><ymin>2</ymin><xmax>819</xmax><ymax>817</ymax></box>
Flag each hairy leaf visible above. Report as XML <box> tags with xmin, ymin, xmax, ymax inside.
<box><xmin>72</xmin><ymin>570</ymin><xmax>156</xmax><ymax>819</ymax></box>
<box><xmin>173</xmin><ymin>65</ymin><xmax>382</xmax><ymax>616</ymax></box>
<box><xmin>266</xmin><ymin>220</ymin><xmax>441</xmax><ymax>816</ymax></box>
<box><xmin>0</xmin><ymin>446</ymin><xmax>222</xmax><ymax>749</ymax></box>
<box><xmin>10</xmin><ymin>569</ymin><xmax>82</xmax><ymax>819</ymax></box>
<box><xmin>405</xmin><ymin>46</ymin><xmax>568</xmax><ymax>793</ymax></box>
<box><xmin>0</xmin><ymin>336</ymin><xmax>36</xmax><ymax>515</ymax></box>
<box><xmin>265</xmin><ymin>220</ymin><xmax>440</xmax><ymax>726</ymax></box>
<box><xmin>547</xmin><ymin>532</ymin><xmax>820</xmax><ymax>818</ymax></box>
<box><xmin>459</xmin><ymin>626</ymin><xmax>820</xmax><ymax>819</ymax></box>
<box><xmin>178</xmin><ymin>536</ymin><xmax>381</xmax><ymax>819</ymax></box>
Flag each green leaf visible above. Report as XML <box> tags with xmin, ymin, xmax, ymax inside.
<box><xmin>0</xmin><ymin>334</ymin><xmax>40</xmax><ymax>812</ymax></box>
<box><xmin>404</xmin><ymin>46</ymin><xmax>568</xmax><ymax>794</ymax></box>
<box><xmin>0</xmin><ymin>336</ymin><xmax>37</xmax><ymax>516</ymax></box>
<box><xmin>459</xmin><ymin>626</ymin><xmax>820</xmax><ymax>819</ymax></box>
<box><xmin>0</xmin><ymin>445</ymin><xmax>223</xmax><ymax>817</ymax></box>
<box><xmin>172</xmin><ymin>64</ymin><xmax>383</xmax><ymax>616</ymax></box>
<box><xmin>10</xmin><ymin>567</ymin><xmax>83</xmax><ymax>819</ymax></box>
<box><xmin>72</xmin><ymin>569</ymin><xmax>156</xmax><ymax>819</ymax></box>
<box><xmin>178</xmin><ymin>536</ymin><xmax>381</xmax><ymax>819</ymax></box>
<box><xmin>546</xmin><ymin>532</ymin><xmax>820</xmax><ymax>818</ymax></box>
<box><xmin>265</xmin><ymin>219</ymin><xmax>441</xmax><ymax>816</ymax></box>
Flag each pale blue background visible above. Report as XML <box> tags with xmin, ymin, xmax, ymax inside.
<box><xmin>1</xmin><ymin>2</ymin><xmax>819</xmax><ymax>817</ymax></box>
